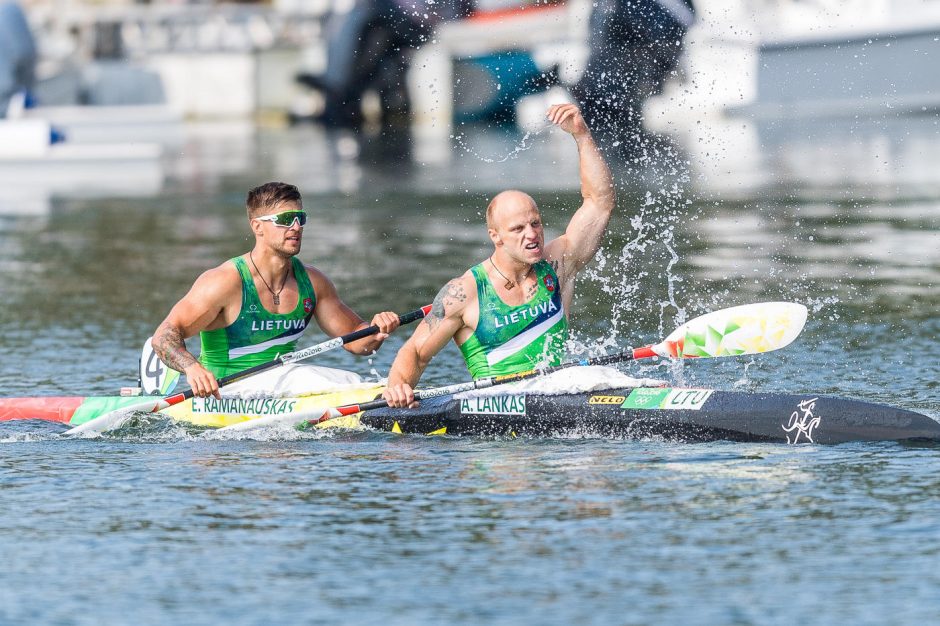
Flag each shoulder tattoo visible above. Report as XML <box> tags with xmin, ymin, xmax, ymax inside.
<box><xmin>426</xmin><ymin>279</ymin><xmax>467</xmax><ymax>331</ymax></box>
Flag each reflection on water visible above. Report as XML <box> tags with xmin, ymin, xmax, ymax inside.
<box><xmin>657</xmin><ymin>113</ymin><xmax>940</xmax><ymax>200</ymax></box>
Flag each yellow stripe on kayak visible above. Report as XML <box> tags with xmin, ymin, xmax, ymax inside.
<box><xmin>161</xmin><ymin>384</ymin><xmax>385</xmax><ymax>428</ymax></box>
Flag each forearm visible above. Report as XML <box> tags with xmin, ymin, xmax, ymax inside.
<box><xmin>152</xmin><ymin>321</ymin><xmax>199</xmax><ymax>372</ymax></box>
<box><xmin>387</xmin><ymin>343</ymin><xmax>431</xmax><ymax>389</ymax></box>
<box><xmin>574</xmin><ymin>131</ymin><xmax>616</xmax><ymax>214</ymax></box>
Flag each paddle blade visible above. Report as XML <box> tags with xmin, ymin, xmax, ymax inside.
<box><xmin>650</xmin><ymin>302</ymin><xmax>807</xmax><ymax>359</ymax></box>
<box><xmin>62</xmin><ymin>398</ymin><xmax>167</xmax><ymax>436</ymax></box>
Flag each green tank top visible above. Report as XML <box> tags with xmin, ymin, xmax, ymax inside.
<box><xmin>459</xmin><ymin>260</ymin><xmax>568</xmax><ymax>379</ymax></box>
<box><xmin>199</xmin><ymin>256</ymin><xmax>316</xmax><ymax>378</ymax></box>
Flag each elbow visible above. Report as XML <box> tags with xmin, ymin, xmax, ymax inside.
<box><xmin>602</xmin><ymin>186</ymin><xmax>617</xmax><ymax>213</ymax></box>
<box><xmin>345</xmin><ymin>342</ymin><xmax>375</xmax><ymax>357</ymax></box>
<box><xmin>415</xmin><ymin>352</ymin><xmax>433</xmax><ymax>372</ymax></box>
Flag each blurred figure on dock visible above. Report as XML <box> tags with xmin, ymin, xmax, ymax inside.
<box><xmin>0</xmin><ymin>0</ymin><xmax>36</xmax><ymax>116</ymax></box>
<box><xmin>572</xmin><ymin>0</ymin><xmax>694</xmax><ymax>149</ymax></box>
<box><xmin>298</xmin><ymin>0</ymin><xmax>473</xmax><ymax>130</ymax></box>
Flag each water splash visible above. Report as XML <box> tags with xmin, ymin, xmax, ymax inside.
<box><xmin>452</xmin><ymin>122</ymin><xmax>552</xmax><ymax>163</ymax></box>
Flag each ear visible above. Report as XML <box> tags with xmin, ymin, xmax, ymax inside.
<box><xmin>250</xmin><ymin>218</ymin><xmax>264</xmax><ymax>238</ymax></box>
<box><xmin>488</xmin><ymin>227</ymin><xmax>502</xmax><ymax>247</ymax></box>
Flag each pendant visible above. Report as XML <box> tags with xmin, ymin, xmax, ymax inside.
<box><xmin>273</xmin><ymin>294</ymin><xmax>280</xmax><ymax>305</ymax></box>
<box><xmin>504</xmin><ymin>280</ymin><xmax>515</xmax><ymax>290</ymax></box>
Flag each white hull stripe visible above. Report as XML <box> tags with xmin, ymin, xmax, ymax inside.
<box><xmin>486</xmin><ymin>309</ymin><xmax>565</xmax><ymax>367</ymax></box>
<box><xmin>229</xmin><ymin>328</ymin><xmax>307</xmax><ymax>359</ymax></box>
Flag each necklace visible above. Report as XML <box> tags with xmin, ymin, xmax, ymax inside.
<box><xmin>249</xmin><ymin>251</ymin><xmax>288</xmax><ymax>305</ymax></box>
<box><xmin>489</xmin><ymin>256</ymin><xmax>531</xmax><ymax>291</ymax></box>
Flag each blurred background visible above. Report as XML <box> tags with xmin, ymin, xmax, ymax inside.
<box><xmin>3</xmin><ymin>0</ymin><xmax>939</xmax><ymax>205</ymax></box>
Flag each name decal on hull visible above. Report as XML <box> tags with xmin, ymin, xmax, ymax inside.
<box><xmin>460</xmin><ymin>395</ymin><xmax>526</xmax><ymax>416</ymax></box>
<box><xmin>782</xmin><ymin>397</ymin><xmax>821</xmax><ymax>444</ymax></box>
<box><xmin>191</xmin><ymin>397</ymin><xmax>298</xmax><ymax>415</ymax></box>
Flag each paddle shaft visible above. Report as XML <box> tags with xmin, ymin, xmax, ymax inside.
<box><xmin>305</xmin><ymin>348</ymin><xmax>644</xmax><ymax>426</ymax></box>
<box><xmin>160</xmin><ymin>304</ymin><xmax>432</xmax><ymax>408</ymax></box>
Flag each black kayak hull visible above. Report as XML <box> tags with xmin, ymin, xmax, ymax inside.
<box><xmin>360</xmin><ymin>387</ymin><xmax>940</xmax><ymax>444</ymax></box>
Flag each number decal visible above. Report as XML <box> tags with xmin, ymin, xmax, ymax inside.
<box><xmin>139</xmin><ymin>337</ymin><xmax>180</xmax><ymax>395</ymax></box>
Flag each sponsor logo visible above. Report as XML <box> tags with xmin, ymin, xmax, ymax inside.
<box><xmin>248</xmin><ymin>304</ymin><xmax>260</xmax><ymax>313</ymax></box>
<box><xmin>251</xmin><ymin>319</ymin><xmax>306</xmax><ymax>332</ymax></box>
<box><xmin>460</xmin><ymin>395</ymin><xmax>526</xmax><ymax>416</ymax></box>
<box><xmin>492</xmin><ymin>300</ymin><xmax>558</xmax><ymax>328</ymax></box>
<box><xmin>782</xmin><ymin>397</ymin><xmax>821</xmax><ymax>444</ymax></box>
<box><xmin>622</xmin><ymin>388</ymin><xmax>671</xmax><ymax>409</ymax></box>
<box><xmin>543</xmin><ymin>275</ymin><xmax>555</xmax><ymax>292</ymax></box>
<box><xmin>191</xmin><ymin>397</ymin><xmax>298</xmax><ymax>415</ymax></box>
<box><xmin>662</xmin><ymin>389</ymin><xmax>714</xmax><ymax>410</ymax></box>
<box><xmin>303</xmin><ymin>298</ymin><xmax>314</xmax><ymax>314</ymax></box>
<box><xmin>621</xmin><ymin>388</ymin><xmax>714</xmax><ymax>411</ymax></box>
<box><xmin>588</xmin><ymin>395</ymin><xmax>626</xmax><ymax>405</ymax></box>
<box><xmin>493</xmin><ymin>371</ymin><xmax>532</xmax><ymax>383</ymax></box>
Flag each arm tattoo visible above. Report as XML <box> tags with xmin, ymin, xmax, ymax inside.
<box><xmin>152</xmin><ymin>323</ymin><xmax>198</xmax><ymax>372</ymax></box>
<box><xmin>426</xmin><ymin>279</ymin><xmax>467</xmax><ymax>332</ymax></box>
<box><xmin>548</xmin><ymin>258</ymin><xmax>566</xmax><ymax>286</ymax></box>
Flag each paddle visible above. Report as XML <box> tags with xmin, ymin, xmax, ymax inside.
<box><xmin>64</xmin><ymin>304</ymin><xmax>433</xmax><ymax>436</ymax></box>
<box><xmin>285</xmin><ymin>301</ymin><xmax>808</xmax><ymax>429</ymax></box>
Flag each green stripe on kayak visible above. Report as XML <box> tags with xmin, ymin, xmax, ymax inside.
<box><xmin>70</xmin><ymin>397</ymin><xmax>156</xmax><ymax>425</ymax></box>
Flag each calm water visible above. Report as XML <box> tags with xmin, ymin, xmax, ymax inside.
<box><xmin>1</xmin><ymin>122</ymin><xmax>939</xmax><ymax>624</ymax></box>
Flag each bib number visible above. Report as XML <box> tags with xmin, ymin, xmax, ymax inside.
<box><xmin>139</xmin><ymin>337</ymin><xmax>180</xmax><ymax>395</ymax></box>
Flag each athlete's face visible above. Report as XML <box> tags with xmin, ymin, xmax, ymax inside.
<box><xmin>252</xmin><ymin>201</ymin><xmax>304</xmax><ymax>257</ymax></box>
<box><xmin>489</xmin><ymin>195</ymin><xmax>544</xmax><ymax>264</ymax></box>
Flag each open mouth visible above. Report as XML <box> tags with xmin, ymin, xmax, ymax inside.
<box><xmin>525</xmin><ymin>242</ymin><xmax>540</xmax><ymax>251</ymax></box>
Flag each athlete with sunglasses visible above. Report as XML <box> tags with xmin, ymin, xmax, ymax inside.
<box><xmin>151</xmin><ymin>182</ymin><xmax>401</xmax><ymax>399</ymax></box>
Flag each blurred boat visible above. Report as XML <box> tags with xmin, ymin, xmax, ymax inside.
<box><xmin>644</xmin><ymin>0</ymin><xmax>940</xmax><ymax>195</ymax></box>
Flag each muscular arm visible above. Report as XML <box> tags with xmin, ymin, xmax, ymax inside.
<box><xmin>544</xmin><ymin>104</ymin><xmax>616</xmax><ymax>287</ymax></box>
<box><xmin>152</xmin><ymin>322</ymin><xmax>197</xmax><ymax>373</ymax></box>
<box><xmin>152</xmin><ymin>265</ymin><xmax>240</xmax><ymax>398</ymax></box>
<box><xmin>384</xmin><ymin>275</ymin><xmax>472</xmax><ymax>405</ymax></box>
<box><xmin>308</xmin><ymin>267</ymin><xmax>400</xmax><ymax>355</ymax></box>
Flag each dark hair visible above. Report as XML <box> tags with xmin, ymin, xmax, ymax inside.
<box><xmin>246</xmin><ymin>182</ymin><xmax>303</xmax><ymax>218</ymax></box>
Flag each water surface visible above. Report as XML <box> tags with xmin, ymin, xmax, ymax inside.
<box><xmin>1</xmin><ymin>122</ymin><xmax>938</xmax><ymax>624</ymax></box>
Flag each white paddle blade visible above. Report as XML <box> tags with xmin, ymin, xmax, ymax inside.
<box><xmin>655</xmin><ymin>302</ymin><xmax>808</xmax><ymax>358</ymax></box>
<box><xmin>217</xmin><ymin>410</ymin><xmax>316</xmax><ymax>432</ymax></box>
<box><xmin>62</xmin><ymin>399</ymin><xmax>165</xmax><ymax>436</ymax></box>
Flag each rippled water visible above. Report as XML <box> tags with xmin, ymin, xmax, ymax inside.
<box><xmin>1</xmin><ymin>122</ymin><xmax>938</xmax><ymax>624</ymax></box>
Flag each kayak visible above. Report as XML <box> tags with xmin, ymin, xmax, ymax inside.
<box><xmin>0</xmin><ymin>384</ymin><xmax>385</xmax><ymax>429</ymax></box>
<box><xmin>3</xmin><ymin>385</ymin><xmax>937</xmax><ymax>444</ymax></box>
<box><xmin>349</xmin><ymin>387</ymin><xmax>940</xmax><ymax>444</ymax></box>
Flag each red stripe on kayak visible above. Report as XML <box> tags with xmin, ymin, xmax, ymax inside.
<box><xmin>0</xmin><ymin>397</ymin><xmax>86</xmax><ymax>423</ymax></box>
